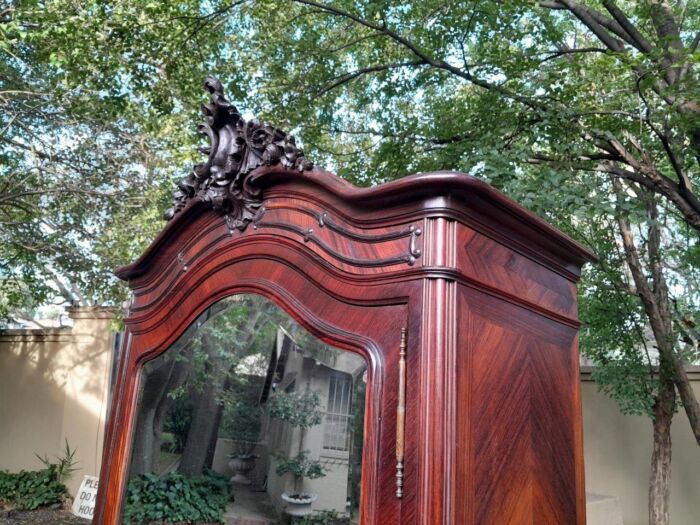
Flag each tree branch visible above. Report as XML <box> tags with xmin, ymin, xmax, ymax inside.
<box><xmin>649</xmin><ymin>0</ymin><xmax>685</xmax><ymax>84</ymax></box>
<box><xmin>539</xmin><ymin>47</ymin><xmax>609</xmax><ymax>62</ymax></box>
<box><xmin>555</xmin><ymin>0</ymin><xmax>626</xmax><ymax>52</ymax></box>
<box><xmin>317</xmin><ymin>60</ymin><xmax>427</xmax><ymax>95</ymax></box>
<box><xmin>614</xmin><ymin>180</ymin><xmax>700</xmax><ymax>447</ymax></box>
<box><xmin>291</xmin><ymin>0</ymin><xmax>546</xmax><ymax>110</ymax></box>
<box><xmin>602</xmin><ymin>1</ymin><xmax>654</xmax><ymax>53</ymax></box>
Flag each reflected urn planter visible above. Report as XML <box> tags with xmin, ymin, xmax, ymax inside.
<box><xmin>227</xmin><ymin>454</ymin><xmax>256</xmax><ymax>485</ymax></box>
<box><xmin>281</xmin><ymin>492</ymin><xmax>318</xmax><ymax>517</ymax></box>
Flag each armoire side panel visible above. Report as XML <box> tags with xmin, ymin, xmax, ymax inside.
<box><xmin>455</xmin><ymin>225</ymin><xmax>578</xmax><ymax>320</ymax></box>
<box><xmin>456</xmin><ymin>285</ymin><xmax>583</xmax><ymax>525</ymax></box>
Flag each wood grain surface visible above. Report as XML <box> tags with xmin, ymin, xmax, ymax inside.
<box><xmin>95</xmin><ymin>167</ymin><xmax>594</xmax><ymax>525</ymax></box>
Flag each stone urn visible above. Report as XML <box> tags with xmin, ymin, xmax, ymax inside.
<box><xmin>281</xmin><ymin>492</ymin><xmax>318</xmax><ymax>517</ymax></box>
<box><xmin>227</xmin><ymin>454</ymin><xmax>257</xmax><ymax>485</ymax></box>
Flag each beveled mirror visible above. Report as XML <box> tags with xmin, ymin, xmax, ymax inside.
<box><xmin>123</xmin><ymin>294</ymin><xmax>366</xmax><ymax>524</ymax></box>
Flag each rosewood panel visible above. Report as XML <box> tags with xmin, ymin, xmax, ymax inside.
<box><xmin>455</xmin><ymin>285</ymin><xmax>585</xmax><ymax>525</ymax></box>
<box><xmin>456</xmin><ymin>225</ymin><xmax>578</xmax><ymax>320</ymax></box>
<box><xmin>254</xmin><ymin>197</ymin><xmax>423</xmax><ymax>272</ymax></box>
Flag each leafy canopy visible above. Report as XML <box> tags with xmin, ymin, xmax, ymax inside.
<box><xmin>3</xmin><ymin>1</ymin><xmax>699</xmax><ymax>417</ymax></box>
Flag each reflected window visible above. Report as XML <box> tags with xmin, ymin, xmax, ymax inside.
<box><xmin>324</xmin><ymin>372</ymin><xmax>353</xmax><ymax>452</ymax></box>
<box><xmin>123</xmin><ymin>295</ymin><xmax>366</xmax><ymax>524</ymax></box>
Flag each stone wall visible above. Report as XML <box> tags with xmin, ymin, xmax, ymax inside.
<box><xmin>582</xmin><ymin>366</ymin><xmax>700</xmax><ymax>525</ymax></box>
<box><xmin>0</xmin><ymin>307</ymin><xmax>114</xmax><ymax>497</ymax></box>
<box><xmin>1</xmin><ymin>308</ymin><xmax>699</xmax><ymax>525</ymax></box>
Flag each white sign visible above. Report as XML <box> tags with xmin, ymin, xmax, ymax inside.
<box><xmin>72</xmin><ymin>475</ymin><xmax>99</xmax><ymax>520</ymax></box>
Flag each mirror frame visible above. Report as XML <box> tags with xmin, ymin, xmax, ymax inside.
<box><xmin>95</xmin><ymin>165</ymin><xmax>432</xmax><ymax>524</ymax></box>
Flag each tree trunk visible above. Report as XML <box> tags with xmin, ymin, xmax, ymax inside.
<box><xmin>177</xmin><ymin>383</ymin><xmax>227</xmax><ymax>475</ymax></box>
<box><xmin>178</xmin><ymin>333</ymin><xmax>229</xmax><ymax>476</ymax></box>
<box><xmin>614</xmin><ymin>184</ymin><xmax>700</xmax><ymax>445</ymax></box>
<box><xmin>669</xmin><ymin>355</ymin><xmax>700</xmax><ymax>447</ymax></box>
<box><xmin>203</xmin><ymin>376</ymin><xmax>230</xmax><ymax>469</ymax></box>
<box><xmin>130</xmin><ymin>360</ymin><xmax>178</xmax><ymax>475</ymax></box>
<box><xmin>612</xmin><ymin>185</ymin><xmax>682</xmax><ymax>525</ymax></box>
<box><xmin>177</xmin><ymin>305</ymin><xmax>264</xmax><ymax>475</ymax></box>
<box><xmin>649</xmin><ymin>374</ymin><xmax>675</xmax><ymax>525</ymax></box>
<box><xmin>130</xmin><ymin>342</ymin><xmax>195</xmax><ymax>475</ymax></box>
<box><xmin>131</xmin><ymin>408</ymin><xmax>156</xmax><ymax>476</ymax></box>
<box><xmin>149</xmin><ymin>349</ymin><xmax>194</xmax><ymax>469</ymax></box>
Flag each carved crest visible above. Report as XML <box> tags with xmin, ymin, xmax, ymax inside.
<box><xmin>164</xmin><ymin>76</ymin><xmax>313</xmax><ymax>229</ymax></box>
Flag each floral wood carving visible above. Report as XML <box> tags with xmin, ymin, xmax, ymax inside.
<box><xmin>164</xmin><ymin>76</ymin><xmax>314</xmax><ymax>229</ymax></box>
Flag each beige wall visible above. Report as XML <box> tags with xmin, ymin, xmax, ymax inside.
<box><xmin>0</xmin><ymin>307</ymin><xmax>114</xmax><ymax>497</ymax></box>
<box><xmin>582</xmin><ymin>367</ymin><xmax>700</xmax><ymax>525</ymax></box>
<box><xmin>3</xmin><ymin>308</ymin><xmax>699</xmax><ymax>524</ymax></box>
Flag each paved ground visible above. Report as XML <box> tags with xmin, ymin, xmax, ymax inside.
<box><xmin>224</xmin><ymin>483</ymin><xmax>277</xmax><ymax>524</ymax></box>
<box><xmin>0</xmin><ymin>508</ymin><xmax>87</xmax><ymax>524</ymax></box>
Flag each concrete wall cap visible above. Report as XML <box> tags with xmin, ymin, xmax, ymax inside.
<box><xmin>67</xmin><ymin>307</ymin><xmax>117</xmax><ymax>320</ymax></box>
<box><xmin>581</xmin><ymin>364</ymin><xmax>700</xmax><ymax>381</ymax></box>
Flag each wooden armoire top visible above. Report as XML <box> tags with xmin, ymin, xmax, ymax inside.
<box><xmin>117</xmin><ymin>166</ymin><xmax>596</xmax><ymax>283</ymax></box>
<box><xmin>116</xmin><ymin>76</ymin><xmax>595</xmax><ymax>284</ymax></box>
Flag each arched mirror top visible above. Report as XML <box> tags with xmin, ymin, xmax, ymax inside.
<box><xmin>123</xmin><ymin>293</ymin><xmax>373</xmax><ymax>524</ymax></box>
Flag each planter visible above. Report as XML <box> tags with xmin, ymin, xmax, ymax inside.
<box><xmin>281</xmin><ymin>492</ymin><xmax>318</xmax><ymax>517</ymax></box>
<box><xmin>227</xmin><ymin>455</ymin><xmax>256</xmax><ymax>485</ymax></box>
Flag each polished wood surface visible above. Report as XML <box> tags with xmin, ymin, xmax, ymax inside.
<box><xmin>95</xmin><ymin>167</ymin><xmax>595</xmax><ymax>524</ymax></box>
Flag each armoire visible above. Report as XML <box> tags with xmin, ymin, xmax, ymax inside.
<box><xmin>94</xmin><ymin>76</ymin><xmax>596</xmax><ymax>525</ymax></box>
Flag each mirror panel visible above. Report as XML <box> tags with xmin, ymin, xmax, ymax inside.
<box><xmin>123</xmin><ymin>294</ymin><xmax>366</xmax><ymax>524</ymax></box>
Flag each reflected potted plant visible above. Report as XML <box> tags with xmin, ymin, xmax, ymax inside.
<box><xmin>276</xmin><ymin>451</ymin><xmax>326</xmax><ymax>515</ymax></box>
<box><xmin>227</xmin><ymin>441</ymin><xmax>258</xmax><ymax>485</ymax></box>
<box><xmin>268</xmin><ymin>388</ymin><xmax>326</xmax><ymax>517</ymax></box>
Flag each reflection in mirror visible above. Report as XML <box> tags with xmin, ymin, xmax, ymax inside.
<box><xmin>123</xmin><ymin>295</ymin><xmax>367</xmax><ymax>524</ymax></box>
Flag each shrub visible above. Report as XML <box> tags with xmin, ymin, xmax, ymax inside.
<box><xmin>295</xmin><ymin>510</ymin><xmax>350</xmax><ymax>525</ymax></box>
<box><xmin>275</xmin><ymin>452</ymin><xmax>325</xmax><ymax>481</ymax></box>
<box><xmin>122</xmin><ymin>471</ymin><xmax>230</xmax><ymax>524</ymax></box>
<box><xmin>34</xmin><ymin>439</ymin><xmax>78</xmax><ymax>483</ymax></box>
<box><xmin>267</xmin><ymin>389</ymin><xmax>323</xmax><ymax>428</ymax></box>
<box><xmin>0</xmin><ymin>465</ymin><xmax>68</xmax><ymax>510</ymax></box>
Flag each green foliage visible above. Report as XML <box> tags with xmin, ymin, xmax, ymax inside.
<box><xmin>4</xmin><ymin>0</ymin><xmax>699</xmax><ymax>428</ymax></box>
<box><xmin>268</xmin><ymin>389</ymin><xmax>323</xmax><ymax>429</ymax></box>
<box><xmin>34</xmin><ymin>439</ymin><xmax>78</xmax><ymax>484</ymax></box>
<box><xmin>218</xmin><ymin>377</ymin><xmax>264</xmax><ymax>443</ymax></box>
<box><xmin>0</xmin><ymin>466</ymin><xmax>68</xmax><ymax>511</ymax></box>
<box><xmin>275</xmin><ymin>451</ymin><xmax>326</xmax><ymax>480</ymax></box>
<box><xmin>269</xmin><ymin>387</ymin><xmax>326</xmax><ymax>485</ymax></box>
<box><xmin>294</xmin><ymin>510</ymin><xmax>349</xmax><ymax>525</ymax></box>
<box><xmin>0</xmin><ymin>441</ymin><xmax>77</xmax><ymax>510</ymax></box>
<box><xmin>122</xmin><ymin>471</ymin><xmax>230</xmax><ymax>524</ymax></box>
<box><xmin>163</xmin><ymin>396</ymin><xmax>193</xmax><ymax>454</ymax></box>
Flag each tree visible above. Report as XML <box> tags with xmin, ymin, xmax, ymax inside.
<box><xmin>5</xmin><ymin>1</ymin><xmax>700</xmax><ymax>523</ymax></box>
<box><xmin>129</xmin><ymin>295</ymin><xmax>287</xmax><ymax>477</ymax></box>
<box><xmin>268</xmin><ymin>389</ymin><xmax>327</xmax><ymax>497</ymax></box>
<box><xmin>0</xmin><ymin>1</ymin><xmax>173</xmax><ymax>323</ymax></box>
<box><xmin>212</xmin><ymin>2</ymin><xmax>697</xmax><ymax>523</ymax></box>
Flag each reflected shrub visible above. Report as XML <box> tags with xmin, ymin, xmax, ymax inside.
<box><xmin>267</xmin><ymin>389</ymin><xmax>323</xmax><ymax>428</ymax></box>
<box><xmin>122</xmin><ymin>471</ymin><xmax>230</xmax><ymax>524</ymax></box>
<box><xmin>294</xmin><ymin>510</ymin><xmax>350</xmax><ymax>525</ymax></box>
<box><xmin>0</xmin><ymin>465</ymin><xmax>68</xmax><ymax>510</ymax></box>
<box><xmin>274</xmin><ymin>451</ymin><xmax>325</xmax><ymax>480</ymax></box>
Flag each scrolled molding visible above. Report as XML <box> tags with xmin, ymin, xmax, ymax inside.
<box><xmin>164</xmin><ymin>75</ymin><xmax>313</xmax><ymax>230</ymax></box>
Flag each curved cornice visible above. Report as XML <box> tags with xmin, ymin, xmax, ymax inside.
<box><xmin>117</xmin><ymin>166</ymin><xmax>596</xmax><ymax>281</ymax></box>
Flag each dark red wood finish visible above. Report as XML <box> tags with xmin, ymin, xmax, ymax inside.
<box><xmin>95</xmin><ymin>168</ymin><xmax>596</xmax><ymax>525</ymax></box>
